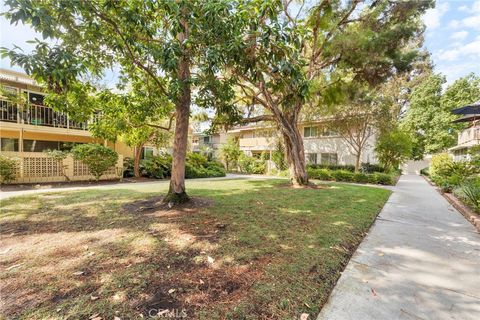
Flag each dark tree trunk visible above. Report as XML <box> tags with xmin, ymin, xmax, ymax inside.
<box><xmin>279</xmin><ymin>118</ymin><xmax>309</xmax><ymax>186</ymax></box>
<box><xmin>164</xmin><ymin>19</ymin><xmax>190</xmax><ymax>204</ymax></box>
<box><xmin>133</xmin><ymin>144</ymin><xmax>144</xmax><ymax>178</ymax></box>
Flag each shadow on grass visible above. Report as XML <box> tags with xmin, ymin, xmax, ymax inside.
<box><xmin>0</xmin><ymin>179</ymin><xmax>391</xmax><ymax>319</ymax></box>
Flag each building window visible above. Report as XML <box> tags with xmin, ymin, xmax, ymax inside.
<box><xmin>0</xmin><ymin>138</ymin><xmax>19</xmax><ymax>151</ymax></box>
<box><xmin>28</xmin><ymin>92</ymin><xmax>45</xmax><ymax>105</ymax></box>
<box><xmin>304</xmin><ymin>126</ymin><xmax>318</xmax><ymax>138</ymax></box>
<box><xmin>320</xmin><ymin>128</ymin><xmax>338</xmax><ymax>137</ymax></box>
<box><xmin>142</xmin><ymin>147</ymin><xmax>154</xmax><ymax>159</ymax></box>
<box><xmin>307</xmin><ymin>153</ymin><xmax>318</xmax><ymax>164</ymax></box>
<box><xmin>320</xmin><ymin>153</ymin><xmax>338</xmax><ymax>165</ymax></box>
<box><xmin>23</xmin><ymin>140</ymin><xmax>77</xmax><ymax>152</ymax></box>
<box><xmin>203</xmin><ymin>136</ymin><xmax>211</xmax><ymax>144</ymax></box>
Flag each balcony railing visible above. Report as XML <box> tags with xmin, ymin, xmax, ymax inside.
<box><xmin>0</xmin><ymin>100</ymin><xmax>88</xmax><ymax>130</ymax></box>
<box><xmin>457</xmin><ymin>126</ymin><xmax>480</xmax><ymax>145</ymax></box>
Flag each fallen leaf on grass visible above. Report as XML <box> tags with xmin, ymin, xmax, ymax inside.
<box><xmin>73</xmin><ymin>271</ymin><xmax>85</xmax><ymax>276</ymax></box>
<box><xmin>168</xmin><ymin>289</ymin><xmax>176</xmax><ymax>294</ymax></box>
<box><xmin>207</xmin><ymin>256</ymin><xmax>215</xmax><ymax>264</ymax></box>
<box><xmin>300</xmin><ymin>313</ymin><xmax>309</xmax><ymax>320</ymax></box>
<box><xmin>90</xmin><ymin>295</ymin><xmax>99</xmax><ymax>301</ymax></box>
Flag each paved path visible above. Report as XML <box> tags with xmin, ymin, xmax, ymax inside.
<box><xmin>318</xmin><ymin>174</ymin><xmax>480</xmax><ymax>320</ymax></box>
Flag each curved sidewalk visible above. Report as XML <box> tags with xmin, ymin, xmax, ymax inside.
<box><xmin>318</xmin><ymin>175</ymin><xmax>480</xmax><ymax>320</ymax></box>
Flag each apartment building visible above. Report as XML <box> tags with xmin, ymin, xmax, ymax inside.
<box><xmin>0</xmin><ymin>69</ymin><xmax>150</xmax><ymax>183</ymax></box>
<box><xmin>450</xmin><ymin>100</ymin><xmax>480</xmax><ymax>161</ymax></box>
<box><xmin>193</xmin><ymin>121</ymin><xmax>377</xmax><ymax>166</ymax></box>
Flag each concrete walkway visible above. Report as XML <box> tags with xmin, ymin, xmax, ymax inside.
<box><xmin>318</xmin><ymin>175</ymin><xmax>480</xmax><ymax>320</ymax></box>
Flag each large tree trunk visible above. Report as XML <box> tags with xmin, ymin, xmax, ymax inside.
<box><xmin>164</xmin><ymin>20</ymin><xmax>190</xmax><ymax>204</ymax></box>
<box><xmin>279</xmin><ymin>120</ymin><xmax>309</xmax><ymax>186</ymax></box>
<box><xmin>133</xmin><ymin>144</ymin><xmax>144</xmax><ymax>178</ymax></box>
<box><xmin>354</xmin><ymin>150</ymin><xmax>361</xmax><ymax>173</ymax></box>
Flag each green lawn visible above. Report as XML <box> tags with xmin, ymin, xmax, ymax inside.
<box><xmin>0</xmin><ymin>179</ymin><xmax>390</xmax><ymax>320</ymax></box>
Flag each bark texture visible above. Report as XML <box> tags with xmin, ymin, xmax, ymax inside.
<box><xmin>165</xmin><ymin>19</ymin><xmax>190</xmax><ymax>204</ymax></box>
<box><xmin>133</xmin><ymin>144</ymin><xmax>144</xmax><ymax>178</ymax></box>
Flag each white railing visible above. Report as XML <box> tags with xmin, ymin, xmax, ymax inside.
<box><xmin>457</xmin><ymin>126</ymin><xmax>480</xmax><ymax>145</ymax></box>
<box><xmin>1</xmin><ymin>152</ymin><xmax>123</xmax><ymax>184</ymax></box>
<box><xmin>0</xmin><ymin>100</ymin><xmax>89</xmax><ymax>130</ymax></box>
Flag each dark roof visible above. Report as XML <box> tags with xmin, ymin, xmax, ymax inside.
<box><xmin>452</xmin><ymin>114</ymin><xmax>480</xmax><ymax>123</ymax></box>
<box><xmin>452</xmin><ymin>100</ymin><xmax>480</xmax><ymax>115</ymax></box>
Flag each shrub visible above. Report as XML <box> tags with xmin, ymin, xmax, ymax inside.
<box><xmin>308</xmin><ymin>163</ymin><xmax>356</xmax><ymax>172</ymax></box>
<box><xmin>360</xmin><ymin>163</ymin><xmax>387</xmax><ymax>174</ymax></box>
<box><xmin>71</xmin><ymin>143</ymin><xmax>119</xmax><ymax>181</ymax></box>
<box><xmin>307</xmin><ymin>168</ymin><xmax>333</xmax><ymax>181</ymax></box>
<box><xmin>331</xmin><ymin>170</ymin><xmax>355</xmax><ymax>182</ymax></box>
<box><xmin>371</xmin><ymin>172</ymin><xmax>395</xmax><ymax>185</ymax></box>
<box><xmin>0</xmin><ymin>155</ymin><xmax>18</xmax><ymax>184</ymax></box>
<box><xmin>429</xmin><ymin>153</ymin><xmax>454</xmax><ymax>183</ymax></box>
<box><xmin>238</xmin><ymin>153</ymin><xmax>266</xmax><ymax>174</ymax></box>
<box><xmin>185</xmin><ymin>154</ymin><xmax>226</xmax><ymax>179</ymax></box>
<box><xmin>123</xmin><ymin>157</ymin><xmax>135</xmax><ymax>177</ymax></box>
<box><xmin>353</xmin><ymin>172</ymin><xmax>370</xmax><ymax>183</ymax></box>
<box><xmin>142</xmin><ymin>153</ymin><xmax>172</xmax><ymax>179</ymax></box>
<box><xmin>456</xmin><ymin>178</ymin><xmax>480</xmax><ymax>211</ymax></box>
<box><xmin>430</xmin><ymin>154</ymin><xmax>474</xmax><ymax>192</ymax></box>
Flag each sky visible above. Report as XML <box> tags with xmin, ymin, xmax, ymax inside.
<box><xmin>0</xmin><ymin>0</ymin><xmax>479</xmax><ymax>86</ymax></box>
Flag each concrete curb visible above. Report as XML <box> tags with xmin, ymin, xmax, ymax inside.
<box><xmin>421</xmin><ymin>175</ymin><xmax>480</xmax><ymax>232</ymax></box>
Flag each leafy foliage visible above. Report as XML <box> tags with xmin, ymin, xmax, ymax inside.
<box><xmin>0</xmin><ymin>155</ymin><xmax>18</xmax><ymax>184</ymax></box>
<box><xmin>71</xmin><ymin>144</ymin><xmax>119</xmax><ymax>181</ymax></box>
<box><xmin>402</xmin><ymin>73</ymin><xmax>480</xmax><ymax>158</ymax></box>
<box><xmin>238</xmin><ymin>154</ymin><xmax>267</xmax><ymax>174</ymax></box>
<box><xmin>455</xmin><ymin>178</ymin><xmax>480</xmax><ymax>212</ymax></box>
<box><xmin>219</xmin><ymin>138</ymin><xmax>242</xmax><ymax>171</ymax></box>
<box><xmin>375</xmin><ymin>128</ymin><xmax>413</xmax><ymax>171</ymax></box>
<box><xmin>429</xmin><ymin>153</ymin><xmax>475</xmax><ymax>192</ymax></box>
<box><xmin>307</xmin><ymin>167</ymin><xmax>397</xmax><ymax>185</ymax></box>
<box><xmin>272</xmin><ymin>140</ymin><xmax>287</xmax><ymax>171</ymax></box>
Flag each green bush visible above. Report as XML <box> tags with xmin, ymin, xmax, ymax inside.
<box><xmin>238</xmin><ymin>154</ymin><xmax>266</xmax><ymax>174</ymax></box>
<box><xmin>353</xmin><ymin>172</ymin><xmax>370</xmax><ymax>183</ymax></box>
<box><xmin>331</xmin><ymin>170</ymin><xmax>355</xmax><ymax>182</ymax></box>
<box><xmin>430</xmin><ymin>154</ymin><xmax>474</xmax><ymax>192</ymax></box>
<box><xmin>455</xmin><ymin>178</ymin><xmax>480</xmax><ymax>212</ymax></box>
<box><xmin>185</xmin><ymin>154</ymin><xmax>226</xmax><ymax>178</ymax></box>
<box><xmin>307</xmin><ymin>164</ymin><xmax>356</xmax><ymax>172</ymax></box>
<box><xmin>71</xmin><ymin>143</ymin><xmax>118</xmax><ymax>181</ymax></box>
<box><xmin>360</xmin><ymin>163</ymin><xmax>388</xmax><ymax>174</ymax></box>
<box><xmin>371</xmin><ymin>172</ymin><xmax>395</xmax><ymax>185</ymax></box>
<box><xmin>0</xmin><ymin>155</ymin><xmax>18</xmax><ymax>184</ymax></box>
<box><xmin>142</xmin><ymin>153</ymin><xmax>172</xmax><ymax>179</ymax></box>
<box><xmin>307</xmin><ymin>167</ymin><xmax>397</xmax><ymax>185</ymax></box>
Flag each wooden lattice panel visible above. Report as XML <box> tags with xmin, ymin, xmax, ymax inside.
<box><xmin>23</xmin><ymin>156</ymin><xmax>62</xmax><ymax>178</ymax></box>
<box><xmin>73</xmin><ymin>160</ymin><xmax>91</xmax><ymax>176</ymax></box>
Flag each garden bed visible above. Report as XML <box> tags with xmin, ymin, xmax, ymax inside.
<box><xmin>0</xmin><ymin>178</ymin><xmax>390</xmax><ymax>319</ymax></box>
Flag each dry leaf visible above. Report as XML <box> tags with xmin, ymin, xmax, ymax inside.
<box><xmin>207</xmin><ymin>256</ymin><xmax>215</xmax><ymax>264</ymax></box>
<box><xmin>73</xmin><ymin>271</ymin><xmax>85</xmax><ymax>276</ymax></box>
<box><xmin>300</xmin><ymin>313</ymin><xmax>309</xmax><ymax>320</ymax></box>
<box><xmin>90</xmin><ymin>295</ymin><xmax>99</xmax><ymax>301</ymax></box>
<box><xmin>371</xmin><ymin>288</ymin><xmax>377</xmax><ymax>296</ymax></box>
<box><xmin>168</xmin><ymin>289</ymin><xmax>176</xmax><ymax>294</ymax></box>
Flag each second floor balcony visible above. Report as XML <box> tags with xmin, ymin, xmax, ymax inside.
<box><xmin>457</xmin><ymin>125</ymin><xmax>480</xmax><ymax>146</ymax></box>
<box><xmin>0</xmin><ymin>99</ymin><xmax>88</xmax><ymax>130</ymax></box>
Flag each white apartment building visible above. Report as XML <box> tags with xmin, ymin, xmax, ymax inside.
<box><xmin>193</xmin><ymin>121</ymin><xmax>378</xmax><ymax>166</ymax></box>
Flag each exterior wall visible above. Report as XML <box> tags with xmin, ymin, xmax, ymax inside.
<box><xmin>228</xmin><ymin>123</ymin><xmax>378</xmax><ymax>165</ymax></box>
<box><xmin>303</xmin><ymin>135</ymin><xmax>377</xmax><ymax>165</ymax></box>
<box><xmin>2</xmin><ymin>151</ymin><xmax>123</xmax><ymax>184</ymax></box>
<box><xmin>450</xmin><ymin>123</ymin><xmax>479</xmax><ymax>162</ymax></box>
<box><xmin>0</xmin><ymin>69</ymin><xmax>136</xmax><ymax>159</ymax></box>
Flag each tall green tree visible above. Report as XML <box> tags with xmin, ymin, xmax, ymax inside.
<box><xmin>2</xmin><ymin>0</ymin><xmax>243</xmax><ymax>203</ymax></box>
<box><xmin>218</xmin><ymin>0</ymin><xmax>432</xmax><ymax>186</ymax></box>
<box><xmin>401</xmin><ymin>73</ymin><xmax>480</xmax><ymax>158</ymax></box>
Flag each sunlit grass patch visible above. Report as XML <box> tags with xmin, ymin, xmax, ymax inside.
<box><xmin>0</xmin><ymin>179</ymin><xmax>390</xmax><ymax>319</ymax></box>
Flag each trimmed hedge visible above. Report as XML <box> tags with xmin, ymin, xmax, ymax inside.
<box><xmin>307</xmin><ymin>167</ymin><xmax>396</xmax><ymax>185</ymax></box>
<box><xmin>307</xmin><ymin>162</ymin><xmax>389</xmax><ymax>173</ymax></box>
